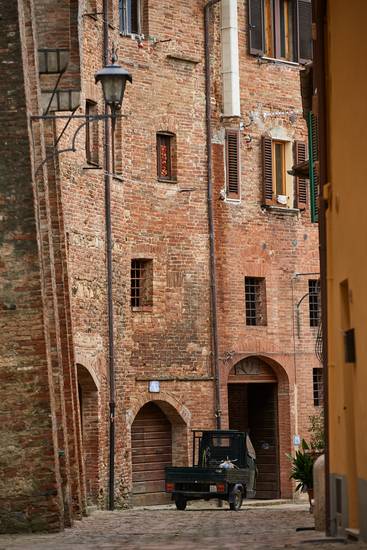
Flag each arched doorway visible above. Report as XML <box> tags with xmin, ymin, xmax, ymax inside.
<box><xmin>77</xmin><ymin>364</ymin><xmax>99</xmax><ymax>504</ymax></box>
<box><xmin>227</xmin><ymin>356</ymin><xmax>280</xmax><ymax>499</ymax></box>
<box><xmin>131</xmin><ymin>402</ymin><xmax>173</xmax><ymax>506</ymax></box>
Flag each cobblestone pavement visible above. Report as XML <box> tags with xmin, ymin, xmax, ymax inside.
<box><xmin>1</xmin><ymin>502</ymin><xmax>366</xmax><ymax>550</ymax></box>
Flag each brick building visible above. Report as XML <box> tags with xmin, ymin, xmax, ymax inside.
<box><xmin>0</xmin><ymin>0</ymin><xmax>320</xmax><ymax>532</ymax></box>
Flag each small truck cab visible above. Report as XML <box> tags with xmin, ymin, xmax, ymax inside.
<box><xmin>165</xmin><ymin>429</ymin><xmax>257</xmax><ymax>511</ymax></box>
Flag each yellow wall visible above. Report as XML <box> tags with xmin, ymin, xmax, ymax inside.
<box><xmin>326</xmin><ymin>0</ymin><xmax>367</xmax><ymax>532</ymax></box>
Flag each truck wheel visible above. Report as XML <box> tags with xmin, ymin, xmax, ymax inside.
<box><xmin>229</xmin><ymin>489</ymin><xmax>243</xmax><ymax>511</ymax></box>
<box><xmin>175</xmin><ymin>496</ymin><xmax>187</xmax><ymax>511</ymax></box>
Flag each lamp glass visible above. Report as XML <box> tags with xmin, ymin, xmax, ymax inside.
<box><xmin>101</xmin><ymin>77</ymin><xmax>127</xmax><ymax>107</ymax></box>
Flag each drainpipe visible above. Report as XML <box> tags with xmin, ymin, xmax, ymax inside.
<box><xmin>204</xmin><ymin>0</ymin><xmax>222</xmax><ymax>429</ymax></box>
<box><xmin>102</xmin><ymin>0</ymin><xmax>116</xmax><ymax>511</ymax></box>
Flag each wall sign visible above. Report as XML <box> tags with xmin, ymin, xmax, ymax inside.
<box><xmin>148</xmin><ymin>380</ymin><xmax>160</xmax><ymax>393</ymax></box>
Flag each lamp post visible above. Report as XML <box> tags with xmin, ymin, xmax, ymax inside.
<box><xmin>96</xmin><ymin>55</ymin><xmax>132</xmax><ymax>511</ymax></box>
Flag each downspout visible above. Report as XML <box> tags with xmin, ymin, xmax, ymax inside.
<box><xmin>313</xmin><ymin>0</ymin><xmax>330</xmax><ymax>535</ymax></box>
<box><xmin>204</xmin><ymin>0</ymin><xmax>222</xmax><ymax>429</ymax></box>
<box><xmin>102</xmin><ymin>0</ymin><xmax>116</xmax><ymax>511</ymax></box>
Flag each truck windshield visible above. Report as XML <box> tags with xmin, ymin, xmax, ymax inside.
<box><xmin>211</xmin><ymin>437</ymin><xmax>231</xmax><ymax>448</ymax></box>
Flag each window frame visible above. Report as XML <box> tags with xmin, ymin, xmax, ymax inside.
<box><xmin>272</xmin><ymin>140</ymin><xmax>286</xmax><ymax>198</ymax></box>
<box><xmin>312</xmin><ymin>367</ymin><xmax>324</xmax><ymax>407</ymax></box>
<box><xmin>248</xmin><ymin>0</ymin><xmax>312</xmax><ymax>64</ymax></box>
<box><xmin>245</xmin><ymin>276</ymin><xmax>267</xmax><ymax>326</ymax></box>
<box><xmin>85</xmin><ymin>100</ymin><xmax>99</xmax><ymax>166</ymax></box>
<box><xmin>308</xmin><ymin>279</ymin><xmax>321</xmax><ymax>327</ymax></box>
<box><xmin>131</xmin><ymin>259</ymin><xmax>153</xmax><ymax>311</ymax></box>
<box><xmin>119</xmin><ymin>0</ymin><xmax>142</xmax><ymax>36</ymax></box>
<box><xmin>156</xmin><ymin>132</ymin><xmax>177</xmax><ymax>182</ymax></box>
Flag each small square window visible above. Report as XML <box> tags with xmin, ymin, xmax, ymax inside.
<box><xmin>157</xmin><ymin>132</ymin><xmax>176</xmax><ymax>182</ymax></box>
<box><xmin>313</xmin><ymin>368</ymin><xmax>324</xmax><ymax>407</ymax></box>
<box><xmin>245</xmin><ymin>277</ymin><xmax>267</xmax><ymax>326</ymax></box>
<box><xmin>131</xmin><ymin>259</ymin><xmax>153</xmax><ymax>309</ymax></box>
<box><xmin>309</xmin><ymin>279</ymin><xmax>320</xmax><ymax>327</ymax></box>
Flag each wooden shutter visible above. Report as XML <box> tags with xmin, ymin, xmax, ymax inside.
<box><xmin>295</xmin><ymin>141</ymin><xmax>307</xmax><ymax>209</ymax></box>
<box><xmin>262</xmin><ymin>136</ymin><xmax>273</xmax><ymax>205</ymax></box>
<box><xmin>226</xmin><ymin>130</ymin><xmax>240</xmax><ymax>199</ymax></box>
<box><xmin>308</xmin><ymin>112</ymin><xmax>319</xmax><ymax>222</ymax></box>
<box><xmin>297</xmin><ymin>0</ymin><xmax>312</xmax><ymax>63</ymax></box>
<box><xmin>248</xmin><ymin>0</ymin><xmax>265</xmax><ymax>56</ymax></box>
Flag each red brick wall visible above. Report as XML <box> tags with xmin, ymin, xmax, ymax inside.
<box><xmin>1</xmin><ymin>0</ymin><xmax>321</xmax><ymax>530</ymax></box>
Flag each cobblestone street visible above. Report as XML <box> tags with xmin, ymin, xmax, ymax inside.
<box><xmin>1</xmin><ymin>502</ymin><xmax>366</xmax><ymax>550</ymax></box>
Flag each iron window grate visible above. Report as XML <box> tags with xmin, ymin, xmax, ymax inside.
<box><xmin>309</xmin><ymin>279</ymin><xmax>320</xmax><ymax>327</ymax></box>
<box><xmin>131</xmin><ymin>259</ymin><xmax>153</xmax><ymax>308</ymax></box>
<box><xmin>313</xmin><ymin>367</ymin><xmax>324</xmax><ymax>407</ymax></box>
<box><xmin>245</xmin><ymin>277</ymin><xmax>267</xmax><ymax>326</ymax></box>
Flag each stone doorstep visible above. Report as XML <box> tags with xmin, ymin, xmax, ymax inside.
<box><xmin>345</xmin><ymin>528</ymin><xmax>360</xmax><ymax>541</ymax></box>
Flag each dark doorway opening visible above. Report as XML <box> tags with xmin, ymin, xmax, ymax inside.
<box><xmin>228</xmin><ymin>383</ymin><xmax>280</xmax><ymax>499</ymax></box>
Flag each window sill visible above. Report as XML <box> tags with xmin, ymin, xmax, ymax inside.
<box><xmin>224</xmin><ymin>197</ymin><xmax>241</xmax><ymax>204</ymax></box>
<box><xmin>157</xmin><ymin>178</ymin><xmax>177</xmax><ymax>184</ymax></box>
<box><xmin>257</xmin><ymin>56</ymin><xmax>300</xmax><ymax>68</ymax></box>
<box><xmin>264</xmin><ymin>205</ymin><xmax>300</xmax><ymax>216</ymax></box>
<box><xmin>82</xmin><ymin>163</ymin><xmax>102</xmax><ymax>170</ymax></box>
<box><xmin>132</xmin><ymin>306</ymin><xmax>153</xmax><ymax>313</ymax></box>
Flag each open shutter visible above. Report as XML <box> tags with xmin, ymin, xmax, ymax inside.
<box><xmin>262</xmin><ymin>136</ymin><xmax>273</xmax><ymax>205</ymax></box>
<box><xmin>297</xmin><ymin>0</ymin><xmax>313</xmax><ymax>63</ymax></box>
<box><xmin>295</xmin><ymin>141</ymin><xmax>307</xmax><ymax>209</ymax></box>
<box><xmin>226</xmin><ymin>130</ymin><xmax>240</xmax><ymax>199</ymax></box>
<box><xmin>308</xmin><ymin>112</ymin><xmax>319</xmax><ymax>222</ymax></box>
<box><xmin>248</xmin><ymin>0</ymin><xmax>265</xmax><ymax>56</ymax></box>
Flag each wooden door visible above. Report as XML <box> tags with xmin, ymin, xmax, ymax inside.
<box><xmin>131</xmin><ymin>402</ymin><xmax>172</xmax><ymax>505</ymax></box>
<box><xmin>248</xmin><ymin>384</ymin><xmax>279</xmax><ymax>499</ymax></box>
<box><xmin>228</xmin><ymin>383</ymin><xmax>279</xmax><ymax>499</ymax></box>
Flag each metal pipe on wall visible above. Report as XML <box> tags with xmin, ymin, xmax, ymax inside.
<box><xmin>102</xmin><ymin>0</ymin><xmax>116</xmax><ymax>511</ymax></box>
<box><xmin>204</xmin><ymin>0</ymin><xmax>222</xmax><ymax>429</ymax></box>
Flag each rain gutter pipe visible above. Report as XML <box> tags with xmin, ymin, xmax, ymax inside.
<box><xmin>102</xmin><ymin>0</ymin><xmax>116</xmax><ymax>511</ymax></box>
<box><xmin>204</xmin><ymin>0</ymin><xmax>222</xmax><ymax>429</ymax></box>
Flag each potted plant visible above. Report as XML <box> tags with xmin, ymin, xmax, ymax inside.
<box><xmin>288</xmin><ymin>439</ymin><xmax>315</xmax><ymax>511</ymax></box>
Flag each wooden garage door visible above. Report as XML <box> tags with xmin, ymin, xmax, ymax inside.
<box><xmin>132</xmin><ymin>403</ymin><xmax>172</xmax><ymax>505</ymax></box>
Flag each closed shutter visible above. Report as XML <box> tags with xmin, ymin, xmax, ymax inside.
<box><xmin>226</xmin><ymin>130</ymin><xmax>240</xmax><ymax>199</ymax></box>
<box><xmin>248</xmin><ymin>0</ymin><xmax>265</xmax><ymax>56</ymax></box>
<box><xmin>308</xmin><ymin>112</ymin><xmax>319</xmax><ymax>223</ymax></box>
<box><xmin>295</xmin><ymin>141</ymin><xmax>307</xmax><ymax>209</ymax></box>
<box><xmin>297</xmin><ymin>0</ymin><xmax>312</xmax><ymax>63</ymax></box>
<box><xmin>262</xmin><ymin>136</ymin><xmax>274</xmax><ymax>205</ymax></box>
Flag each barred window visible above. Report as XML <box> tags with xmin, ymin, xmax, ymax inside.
<box><xmin>245</xmin><ymin>277</ymin><xmax>267</xmax><ymax>326</ymax></box>
<box><xmin>313</xmin><ymin>368</ymin><xmax>324</xmax><ymax>407</ymax></box>
<box><xmin>131</xmin><ymin>259</ymin><xmax>153</xmax><ymax>309</ymax></box>
<box><xmin>309</xmin><ymin>279</ymin><xmax>320</xmax><ymax>327</ymax></box>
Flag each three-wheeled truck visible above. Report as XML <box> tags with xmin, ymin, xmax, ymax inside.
<box><xmin>165</xmin><ymin>430</ymin><xmax>257</xmax><ymax>511</ymax></box>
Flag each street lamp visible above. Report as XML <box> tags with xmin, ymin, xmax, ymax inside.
<box><xmin>95</xmin><ymin>54</ymin><xmax>132</xmax><ymax>115</ymax></box>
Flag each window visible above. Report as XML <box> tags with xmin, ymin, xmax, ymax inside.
<box><xmin>309</xmin><ymin>279</ymin><xmax>320</xmax><ymax>327</ymax></box>
<box><xmin>313</xmin><ymin>368</ymin><xmax>324</xmax><ymax>407</ymax></box>
<box><xmin>119</xmin><ymin>0</ymin><xmax>141</xmax><ymax>35</ymax></box>
<box><xmin>245</xmin><ymin>277</ymin><xmax>267</xmax><ymax>326</ymax></box>
<box><xmin>225</xmin><ymin>129</ymin><xmax>240</xmax><ymax>199</ymax></box>
<box><xmin>262</xmin><ymin>136</ymin><xmax>307</xmax><ymax>208</ymax></box>
<box><xmin>273</xmin><ymin>140</ymin><xmax>286</xmax><ymax>196</ymax></box>
<box><xmin>248</xmin><ymin>0</ymin><xmax>312</xmax><ymax>63</ymax></box>
<box><xmin>85</xmin><ymin>100</ymin><xmax>99</xmax><ymax>165</ymax></box>
<box><xmin>157</xmin><ymin>132</ymin><xmax>176</xmax><ymax>182</ymax></box>
<box><xmin>131</xmin><ymin>259</ymin><xmax>153</xmax><ymax>309</ymax></box>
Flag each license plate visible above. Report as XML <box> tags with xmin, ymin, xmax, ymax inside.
<box><xmin>209</xmin><ymin>485</ymin><xmax>216</xmax><ymax>492</ymax></box>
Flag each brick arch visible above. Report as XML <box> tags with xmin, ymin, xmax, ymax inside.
<box><xmin>77</xmin><ymin>364</ymin><xmax>100</xmax><ymax>504</ymax></box>
<box><xmin>222</xmin><ymin>354</ymin><xmax>292</xmax><ymax>498</ymax></box>
<box><xmin>127</xmin><ymin>391</ymin><xmax>191</xmax><ymax>428</ymax></box>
